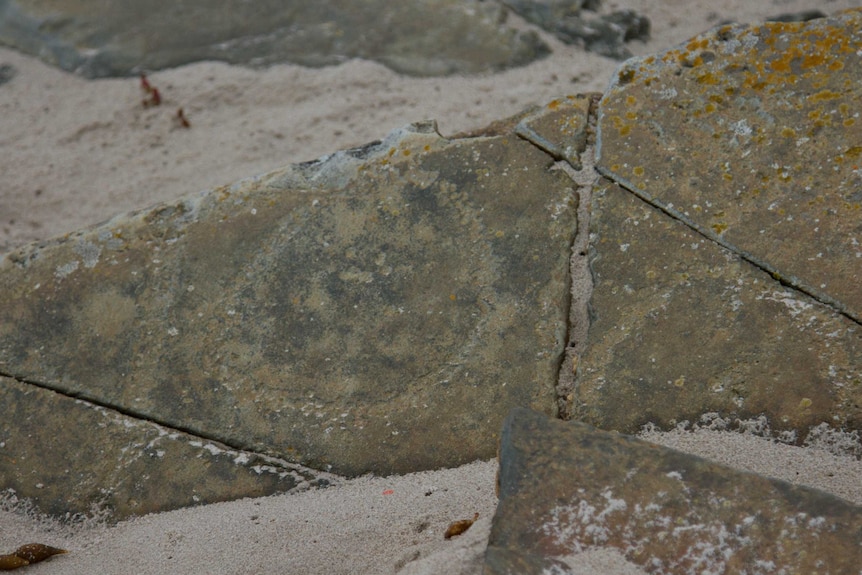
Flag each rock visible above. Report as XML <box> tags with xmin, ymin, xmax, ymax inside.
<box><xmin>0</xmin><ymin>375</ymin><xmax>335</xmax><ymax>521</ymax></box>
<box><xmin>767</xmin><ymin>10</ymin><xmax>828</xmax><ymax>23</ymax></box>
<box><xmin>0</xmin><ymin>99</ymin><xmax>588</xmax><ymax>520</ymax></box>
<box><xmin>0</xmin><ymin>0</ymin><xmax>549</xmax><ymax>78</ymax></box>
<box><xmin>597</xmin><ymin>8</ymin><xmax>862</xmax><ymax>322</ymax></box>
<box><xmin>501</xmin><ymin>0</ymin><xmax>650</xmax><ymax>60</ymax></box>
<box><xmin>0</xmin><ymin>63</ymin><xmax>15</xmax><ymax>86</ymax></box>
<box><xmin>574</xmin><ymin>179</ymin><xmax>862</xmax><ymax>437</ymax></box>
<box><xmin>485</xmin><ymin>408</ymin><xmax>862</xmax><ymax>574</ymax></box>
<box><xmin>574</xmin><ymin>9</ymin><xmax>862</xmax><ymax>441</ymax></box>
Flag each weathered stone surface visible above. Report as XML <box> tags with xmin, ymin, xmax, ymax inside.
<box><xmin>0</xmin><ymin>109</ymin><xmax>581</xmax><ymax>492</ymax></box>
<box><xmin>596</xmin><ymin>9</ymin><xmax>862</xmax><ymax>322</ymax></box>
<box><xmin>0</xmin><ymin>0</ymin><xmax>548</xmax><ymax>78</ymax></box>
<box><xmin>576</xmin><ymin>9</ymin><xmax>862</xmax><ymax>443</ymax></box>
<box><xmin>514</xmin><ymin>94</ymin><xmax>596</xmax><ymax>170</ymax></box>
<box><xmin>501</xmin><ymin>0</ymin><xmax>650</xmax><ymax>60</ymax></box>
<box><xmin>0</xmin><ymin>375</ymin><xmax>335</xmax><ymax>521</ymax></box>
<box><xmin>573</xmin><ymin>179</ymin><xmax>862</xmax><ymax>438</ymax></box>
<box><xmin>485</xmin><ymin>408</ymin><xmax>862</xmax><ymax>574</ymax></box>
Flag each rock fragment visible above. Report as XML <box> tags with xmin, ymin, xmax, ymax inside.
<box><xmin>486</xmin><ymin>408</ymin><xmax>862</xmax><ymax>574</ymax></box>
<box><xmin>502</xmin><ymin>0</ymin><xmax>650</xmax><ymax>59</ymax></box>
<box><xmin>0</xmin><ymin>375</ymin><xmax>335</xmax><ymax>521</ymax></box>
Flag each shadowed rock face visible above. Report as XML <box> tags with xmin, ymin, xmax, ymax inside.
<box><xmin>0</xmin><ymin>101</ymin><xmax>586</xmax><ymax>504</ymax></box>
<box><xmin>575</xmin><ymin>9</ymin><xmax>862</xmax><ymax>440</ymax></box>
<box><xmin>0</xmin><ymin>0</ymin><xmax>549</xmax><ymax>77</ymax></box>
<box><xmin>486</xmin><ymin>408</ymin><xmax>862</xmax><ymax>574</ymax></box>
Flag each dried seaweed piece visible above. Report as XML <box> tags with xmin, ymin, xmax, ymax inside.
<box><xmin>14</xmin><ymin>543</ymin><xmax>67</xmax><ymax>564</ymax></box>
<box><xmin>0</xmin><ymin>554</ymin><xmax>29</xmax><ymax>570</ymax></box>
<box><xmin>0</xmin><ymin>543</ymin><xmax>67</xmax><ymax>570</ymax></box>
<box><xmin>444</xmin><ymin>512</ymin><xmax>479</xmax><ymax>539</ymax></box>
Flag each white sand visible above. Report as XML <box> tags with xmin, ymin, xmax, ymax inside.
<box><xmin>1</xmin><ymin>1</ymin><xmax>861</xmax><ymax>573</ymax></box>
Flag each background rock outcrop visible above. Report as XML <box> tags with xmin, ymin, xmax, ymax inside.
<box><xmin>0</xmin><ymin>0</ymin><xmax>548</xmax><ymax>77</ymax></box>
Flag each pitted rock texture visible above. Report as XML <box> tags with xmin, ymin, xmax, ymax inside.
<box><xmin>597</xmin><ymin>8</ymin><xmax>862</xmax><ymax>322</ymax></box>
<box><xmin>485</xmin><ymin>408</ymin><xmax>862</xmax><ymax>574</ymax></box>
<box><xmin>0</xmin><ymin>375</ymin><xmax>336</xmax><ymax>521</ymax></box>
<box><xmin>0</xmin><ymin>0</ymin><xmax>548</xmax><ymax>78</ymax></box>
<box><xmin>576</xmin><ymin>9</ymin><xmax>862</xmax><ymax>442</ymax></box>
<box><xmin>0</xmin><ymin>104</ymin><xmax>586</xmax><ymax>498</ymax></box>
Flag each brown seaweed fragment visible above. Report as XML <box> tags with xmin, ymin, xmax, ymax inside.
<box><xmin>0</xmin><ymin>543</ymin><xmax>67</xmax><ymax>570</ymax></box>
<box><xmin>0</xmin><ymin>555</ymin><xmax>28</xmax><ymax>571</ymax></box>
<box><xmin>444</xmin><ymin>512</ymin><xmax>479</xmax><ymax>539</ymax></box>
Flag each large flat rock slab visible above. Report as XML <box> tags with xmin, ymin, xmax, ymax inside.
<box><xmin>574</xmin><ymin>180</ymin><xmax>862</xmax><ymax>437</ymax></box>
<box><xmin>575</xmin><ymin>10</ymin><xmax>862</xmax><ymax>442</ymax></box>
<box><xmin>0</xmin><ymin>109</ymin><xmax>583</xmax><ymax>491</ymax></box>
<box><xmin>597</xmin><ymin>8</ymin><xmax>862</xmax><ymax>322</ymax></box>
<box><xmin>0</xmin><ymin>376</ymin><xmax>334</xmax><ymax>521</ymax></box>
<box><xmin>485</xmin><ymin>408</ymin><xmax>862</xmax><ymax>574</ymax></box>
<box><xmin>0</xmin><ymin>0</ymin><xmax>548</xmax><ymax>77</ymax></box>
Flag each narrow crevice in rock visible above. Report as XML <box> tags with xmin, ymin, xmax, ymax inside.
<box><xmin>596</xmin><ymin>165</ymin><xmax>862</xmax><ymax>328</ymax></box>
<box><xmin>552</xmin><ymin>152</ymin><xmax>598</xmax><ymax>421</ymax></box>
<box><xmin>554</xmin><ymin>95</ymin><xmax>600</xmax><ymax>421</ymax></box>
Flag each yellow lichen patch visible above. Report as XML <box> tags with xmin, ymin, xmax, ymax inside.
<box><xmin>696</xmin><ymin>72</ymin><xmax>720</xmax><ymax>85</ymax></box>
<box><xmin>809</xmin><ymin>89</ymin><xmax>841</xmax><ymax>102</ymax></box>
<box><xmin>633</xmin><ymin>166</ymin><xmax>644</xmax><ymax>177</ymax></box>
<box><xmin>611</xmin><ymin>115</ymin><xmax>632</xmax><ymax>136</ymax></box>
<box><xmin>618</xmin><ymin>68</ymin><xmax>636</xmax><ymax>84</ymax></box>
<box><xmin>402</xmin><ymin>149</ymin><xmax>411</xmax><ymax>156</ymax></box>
<box><xmin>799</xmin><ymin>397</ymin><xmax>813</xmax><ymax>409</ymax></box>
<box><xmin>686</xmin><ymin>37</ymin><xmax>710</xmax><ymax>52</ymax></box>
<box><xmin>547</xmin><ymin>99</ymin><xmax>561</xmax><ymax>110</ymax></box>
<box><xmin>711</xmin><ymin>222</ymin><xmax>728</xmax><ymax>234</ymax></box>
<box><xmin>781</xmin><ymin>127</ymin><xmax>796</xmax><ymax>138</ymax></box>
<box><xmin>626</xmin><ymin>95</ymin><xmax>637</xmax><ymax>106</ymax></box>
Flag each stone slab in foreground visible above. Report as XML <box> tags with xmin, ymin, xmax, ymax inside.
<box><xmin>485</xmin><ymin>408</ymin><xmax>862</xmax><ymax>574</ymax></box>
<box><xmin>0</xmin><ymin>103</ymin><xmax>584</xmax><ymax>496</ymax></box>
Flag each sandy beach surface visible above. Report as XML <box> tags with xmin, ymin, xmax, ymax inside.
<box><xmin>1</xmin><ymin>1</ymin><xmax>861</xmax><ymax>573</ymax></box>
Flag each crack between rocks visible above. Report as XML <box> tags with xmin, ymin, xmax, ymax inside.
<box><xmin>512</xmin><ymin>95</ymin><xmax>601</xmax><ymax>420</ymax></box>
<box><xmin>0</xmin><ymin>369</ymin><xmax>306</xmax><ymax>472</ymax></box>
<box><xmin>596</xmin><ymin>165</ymin><xmax>862</xmax><ymax>327</ymax></box>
